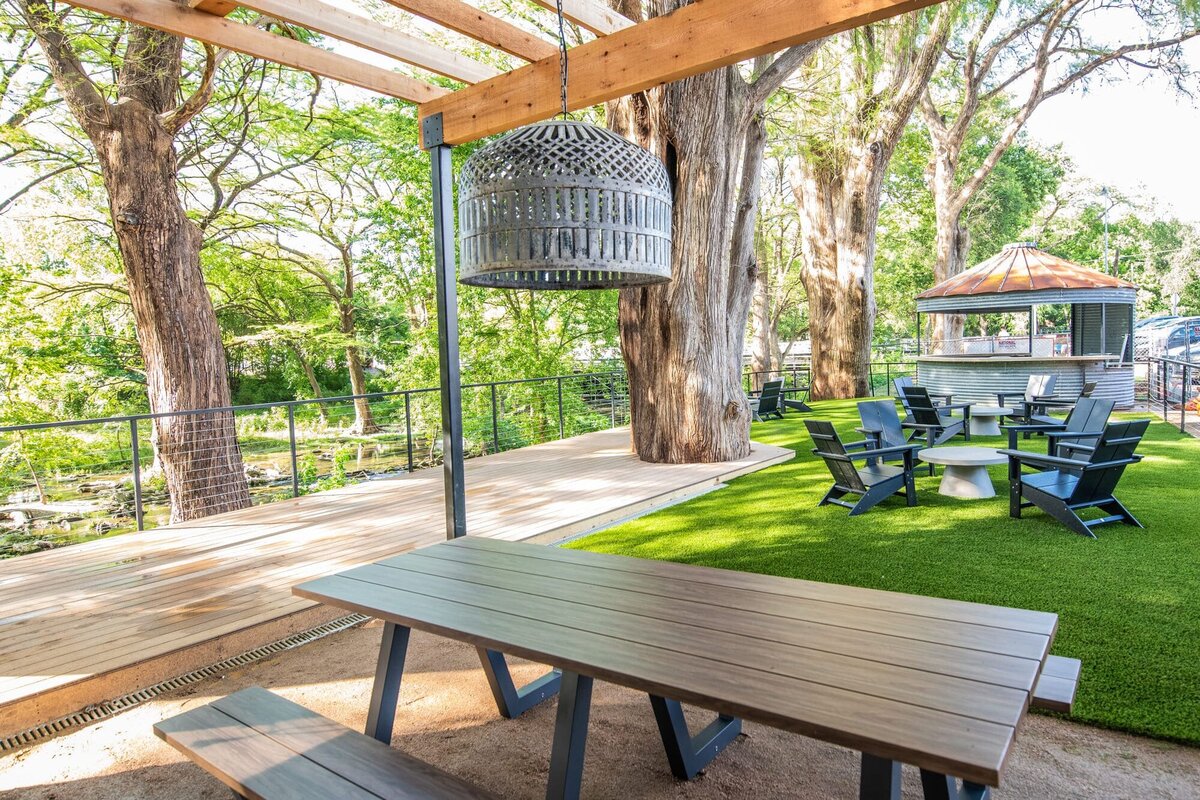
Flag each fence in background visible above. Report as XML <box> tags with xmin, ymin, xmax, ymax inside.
<box><xmin>0</xmin><ymin>371</ymin><xmax>629</xmax><ymax>554</ymax></box>
<box><xmin>1144</xmin><ymin>356</ymin><xmax>1200</xmax><ymax>434</ymax></box>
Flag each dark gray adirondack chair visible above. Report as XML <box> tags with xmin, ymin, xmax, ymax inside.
<box><xmin>1002</xmin><ymin>419</ymin><xmax>1148</xmax><ymax>538</ymax></box>
<box><xmin>804</xmin><ymin>419</ymin><xmax>920</xmax><ymax>515</ymax></box>
<box><xmin>1003</xmin><ymin>397</ymin><xmax>1114</xmax><ymax>463</ymax></box>
<box><xmin>751</xmin><ymin>378</ymin><xmax>784</xmax><ymax>421</ymax></box>
<box><xmin>1026</xmin><ymin>380</ymin><xmax>1100</xmax><ymax>426</ymax></box>
<box><xmin>856</xmin><ymin>399</ymin><xmax>909</xmax><ymax>466</ymax></box>
<box><xmin>892</xmin><ymin>377</ymin><xmax>952</xmax><ymax>422</ymax></box>
<box><xmin>901</xmin><ymin>386</ymin><xmax>968</xmax><ymax>454</ymax></box>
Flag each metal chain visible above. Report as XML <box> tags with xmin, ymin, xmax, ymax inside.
<box><xmin>555</xmin><ymin>0</ymin><xmax>569</xmax><ymax>118</ymax></box>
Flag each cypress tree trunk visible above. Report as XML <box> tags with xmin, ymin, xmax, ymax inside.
<box><xmin>23</xmin><ymin>10</ymin><xmax>250</xmax><ymax>522</ymax></box>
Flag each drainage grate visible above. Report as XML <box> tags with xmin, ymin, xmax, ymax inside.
<box><xmin>0</xmin><ymin>613</ymin><xmax>369</xmax><ymax>753</ymax></box>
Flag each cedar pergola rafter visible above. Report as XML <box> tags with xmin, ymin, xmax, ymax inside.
<box><xmin>61</xmin><ymin>0</ymin><xmax>940</xmax><ymax>146</ymax></box>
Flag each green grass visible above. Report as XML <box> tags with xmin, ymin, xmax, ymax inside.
<box><xmin>567</xmin><ymin>400</ymin><xmax>1200</xmax><ymax>744</ymax></box>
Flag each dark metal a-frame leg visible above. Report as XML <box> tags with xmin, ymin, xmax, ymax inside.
<box><xmin>546</xmin><ymin>671</ymin><xmax>593</xmax><ymax>800</ymax></box>
<box><xmin>478</xmin><ymin>648</ymin><xmax>562</xmax><ymax>718</ymax></box>
<box><xmin>648</xmin><ymin>696</ymin><xmax>742</xmax><ymax>780</ymax></box>
<box><xmin>919</xmin><ymin>768</ymin><xmax>991</xmax><ymax>800</ymax></box>
<box><xmin>365</xmin><ymin>622</ymin><xmax>411</xmax><ymax>744</ymax></box>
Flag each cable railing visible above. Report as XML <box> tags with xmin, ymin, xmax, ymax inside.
<box><xmin>0</xmin><ymin>371</ymin><xmax>630</xmax><ymax>556</ymax></box>
<box><xmin>1142</xmin><ymin>355</ymin><xmax>1200</xmax><ymax>434</ymax></box>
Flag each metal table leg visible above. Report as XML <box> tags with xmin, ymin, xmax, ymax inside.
<box><xmin>365</xmin><ymin>622</ymin><xmax>411</xmax><ymax>744</ymax></box>
<box><xmin>478</xmin><ymin>648</ymin><xmax>562</xmax><ymax>718</ymax></box>
<box><xmin>648</xmin><ymin>695</ymin><xmax>741</xmax><ymax>779</ymax></box>
<box><xmin>860</xmin><ymin>754</ymin><xmax>901</xmax><ymax>800</ymax></box>
<box><xmin>546</xmin><ymin>671</ymin><xmax>593</xmax><ymax>800</ymax></box>
<box><xmin>919</xmin><ymin>767</ymin><xmax>993</xmax><ymax>800</ymax></box>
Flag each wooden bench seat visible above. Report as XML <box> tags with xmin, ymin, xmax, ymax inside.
<box><xmin>154</xmin><ymin>686</ymin><xmax>496</xmax><ymax>800</ymax></box>
<box><xmin>1031</xmin><ymin>655</ymin><xmax>1081</xmax><ymax>713</ymax></box>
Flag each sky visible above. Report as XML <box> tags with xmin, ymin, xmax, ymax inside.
<box><xmin>1024</xmin><ymin>38</ymin><xmax>1200</xmax><ymax>224</ymax></box>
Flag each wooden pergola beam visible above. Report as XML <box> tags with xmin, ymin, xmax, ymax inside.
<box><xmin>529</xmin><ymin>0</ymin><xmax>634</xmax><ymax>36</ymax></box>
<box><xmin>378</xmin><ymin>0</ymin><xmax>558</xmax><ymax>62</ymax></box>
<box><xmin>193</xmin><ymin>0</ymin><xmax>501</xmax><ymax>84</ymax></box>
<box><xmin>419</xmin><ymin>0</ymin><xmax>939</xmax><ymax>146</ymax></box>
<box><xmin>62</xmin><ymin>0</ymin><xmax>450</xmax><ymax>103</ymax></box>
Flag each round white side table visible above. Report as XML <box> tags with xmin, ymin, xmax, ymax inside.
<box><xmin>917</xmin><ymin>446</ymin><xmax>1008</xmax><ymax>499</ymax></box>
<box><xmin>966</xmin><ymin>406</ymin><xmax>1012</xmax><ymax>437</ymax></box>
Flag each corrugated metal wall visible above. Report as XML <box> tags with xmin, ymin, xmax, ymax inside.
<box><xmin>918</xmin><ymin>359</ymin><xmax>1134</xmax><ymax>408</ymax></box>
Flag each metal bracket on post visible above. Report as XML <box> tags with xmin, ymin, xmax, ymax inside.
<box><xmin>477</xmin><ymin>648</ymin><xmax>562</xmax><ymax>718</ymax></box>
<box><xmin>421</xmin><ymin>112</ymin><xmax>445</xmax><ymax>149</ymax></box>
<box><xmin>430</xmin><ymin>139</ymin><xmax>466</xmax><ymax>539</ymax></box>
<box><xmin>648</xmin><ymin>696</ymin><xmax>741</xmax><ymax>780</ymax></box>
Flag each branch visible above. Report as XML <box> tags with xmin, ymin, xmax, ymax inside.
<box><xmin>18</xmin><ymin>0</ymin><xmax>109</xmax><ymax>134</ymax></box>
<box><xmin>161</xmin><ymin>43</ymin><xmax>230</xmax><ymax>135</ymax></box>
<box><xmin>743</xmin><ymin>42</ymin><xmax>822</xmax><ymax>111</ymax></box>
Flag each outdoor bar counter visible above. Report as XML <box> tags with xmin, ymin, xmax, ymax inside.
<box><xmin>915</xmin><ymin>243</ymin><xmax>1138</xmax><ymax>410</ymax></box>
<box><xmin>917</xmin><ymin>354</ymin><xmax>1134</xmax><ymax>408</ymax></box>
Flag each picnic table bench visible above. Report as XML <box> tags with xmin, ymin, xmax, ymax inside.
<box><xmin>283</xmin><ymin>537</ymin><xmax>1061</xmax><ymax>799</ymax></box>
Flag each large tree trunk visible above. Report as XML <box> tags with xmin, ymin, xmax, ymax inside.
<box><xmin>613</xmin><ymin>70</ymin><xmax>755</xmax><ymax>462</ymax></box>
<box><xmin>94</xmin><ymin>99</ymin><xmax>250</xmax><ymax>522</ymax></box>
<box><xmin>791</xmin><ymin>158</ymin><xmax>881</xmax><ymax>400</ymax></box>
<box><xmin>749</xmin><ymin>250</ymin><xmax>780</xmax><ymax>389</ymax></box>
<box><xmin>24</xmin><ymin>12</ymin><xmax>251</xmax><ymax>523</ymax></box>
<box><xmin>345</xmin><ymin>340</ymin><xmax>378</xmax><ymax>434</ymax></box>
<box><xmin>929</xmin><ymin>155</ymin><xmax>969</xmax><ymax>349</ymax></box>
<box><xmin>289</xmin><ymin>344</ymin><xmax>329</xmax><ymax>423</ymax></box>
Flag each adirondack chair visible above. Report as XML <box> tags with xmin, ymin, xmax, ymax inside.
<box><xmin>1002</xmin><ymin>419</ymin><xmax>1148</xmax><ymax>538</ymax></box>
<box><xmin>804</xmin><ymin>419</ymin><xmax>920</xmax><ymax>515</ymax></box>
<box><xmin>1003</xmin><ymin>397</ymin><xmax>1115</xmax><ymax>463</ymax></box>
<box><xmin>998</xmin><ymin>374</ymin><xmax>1058</xmax><ymax>424</ymax></box>
<box><xmin>892</xmin><ymin>377</ymin><xmax>953</xmax><ymax>422</ymax></box>
<box><xmin>856</xmin><ymin>399</ymin><xmax>910</xmax><ymax>466</ymax></box>
<box><xmin>750</xmin><ymin>378</ymin><xmax>784</xmax><ymax>421</ymax></box>
<box><xmin>1027</xmin><ymin>381</ymin><xmax>1099</xmax><ymax>426</ymax></box>
<box><xmin>901</xmin><ymin>386</ymin><xmax>969</xmax><ymax>457</ymax></box>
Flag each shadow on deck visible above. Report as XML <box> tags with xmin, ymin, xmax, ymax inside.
<box><xmin>0</xmin><ymin>428</ymin><xmax>792</xmax><ymax>739</ymax></box>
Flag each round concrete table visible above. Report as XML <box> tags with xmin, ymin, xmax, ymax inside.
<box><xmin>966</xmin><ymin>406</ymin><xmax>1012</xmax><ymax>437</ymax></box>
<box><xmin>917</xmin><ymin>446</ymin><xmax>1008</xmax><ymax>499</ymax></box>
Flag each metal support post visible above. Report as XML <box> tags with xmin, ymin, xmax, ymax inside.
<box><xmin>557</xmin><ymin>376</ymin><xmax>565</xmax><ymax>439</ymax></box>
<box><xmin>859</xmin><ymin>754</ymin><xmax>901</xmax><ymax>800</ymax></box>
<box><xmin>546</xmin><ymin>671</ymin><xmax>593</xmax><ymax>800</ymax></box>
<box><xmin>490</xmin><ymin>384</ymin><xmax>500</xmax><ymax>453</ymax></box>
<box><xmin>404</xmin><ymin>392</ymin><xmax>414</xmax><ymax>473</ymax></box>
<box><xmin>365</xmin><ymin>622</ymin><xmax>411</xmax><ymax>744</ymax></box>
<box><xmin>430</xmin><ymin>140</ymin><xmax>466</xmax><ymax>539</ymax></box>
<box><xmin>129</xmin><ymin>418</ymin><xmax>144</xmax><ymax>531</ymax></box>
<box><xmin>287</xmin><ymin>405</ymin><xmax>299</xmax><ymax>497</ymax></box>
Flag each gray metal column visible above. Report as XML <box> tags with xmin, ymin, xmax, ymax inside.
<box><xmin>428</xmin><ymin>123</ymin><xmax>467</xmax><ymax>540</ymax></box>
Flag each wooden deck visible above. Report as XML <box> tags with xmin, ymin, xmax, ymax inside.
<box><xmin>0</xmin><ymin>428</ymin><xmax>792</xmax><ymax>738</ymax></box>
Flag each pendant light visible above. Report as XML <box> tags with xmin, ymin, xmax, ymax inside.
<box><xmin>456</xmin><ymin>0</ymin><xmax>673</xmax><ymax>290</ymax></box>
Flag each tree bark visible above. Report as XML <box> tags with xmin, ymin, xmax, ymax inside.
<box><xmin>22</xmin><ymin>10</ymin><xmax>250</xmax><ymax>523</ymax></box>
<box><xmin>929</xmin><ymin>157</ymin><xmax>969</xmax><ymax>348</ymax></box>
<box><xmin>607</xmin><ymin>1</ymin><xmax>813</xmax><ymax>463</ymax></box>
<box><xmin>791</xmin><ymin>157</ymin><xmax>882</xmax><ymax>399</ymax></box>
<box><xmin>749</xmin><ymin>249</ymin><xmax>780</xmax><ymax>389</ymax></box>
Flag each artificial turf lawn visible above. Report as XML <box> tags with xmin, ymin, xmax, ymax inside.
<box><xmin>567</xmin><ymin>400</ymin><xmax>1200</xmax><ymax>744</ymax></box>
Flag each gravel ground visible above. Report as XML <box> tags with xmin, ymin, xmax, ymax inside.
<box><xmin>2</xmin><ymin>620</ymin><xmax>1197</xmax><ymax>799</ymax></box>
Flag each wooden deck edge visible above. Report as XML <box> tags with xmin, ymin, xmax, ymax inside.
<box><xmin>518</xmin><ymin>441</ymin><xmax>795</xmax><ymax>546</ymax></box>
<box><xmin>0</xmin><ymin>439</ymin><xmax>794</xmax><ymax>743</ymax></box>
<box><xmin>0</xmin><ymin>603</ymin><xmax>342</xmax><ymax>742</ymax></box>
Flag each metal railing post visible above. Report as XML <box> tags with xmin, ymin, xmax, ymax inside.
<box><xmin>609</xmin><ymin>373</ymin><xmax>617</xmax><ymax>427</ymax></box>
<box><xmin>885</xmin><ymin>363</ymin><xmax>891</xmax><ymax>395</ymax></box>
<box><xmin>1163</xmin><ymin>360</ymin><xmax>1169</xmax><ymax>420</ymax></box>
<box><xmin>557</xmin><ymin>376</ymin><xmax>565</xmax><ymax>439</ymax></box>
<box><xmin>490</xmin><ymin>384</ymin><xmax>500</xmax><ymax>453</ymax></box>
<box><xmin>1183</xmin><ymin>364</ymin><xmax>1189</xmax><ymax>434</ymax></box>
<box><xmin>404</xmin><ymin>392</ymin><xmax>414</xmax><ymax>473</ymax></box>
<box><xmin>129</xmin><ymin>418</ymin><xmax>144</xmax><ymax>531</ymax></box>
<box><xmin>287</xmin><ymin>404</ymin><xmax>300</xmax><ymax>497</ymax></box>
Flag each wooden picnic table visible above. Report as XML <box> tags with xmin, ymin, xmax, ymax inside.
<box><xmin>293</xmin><ymin>537</ymin><xmax>1058</xmax><ymax>800</ymax></box>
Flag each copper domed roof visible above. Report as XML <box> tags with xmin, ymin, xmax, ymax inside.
<box><xmin>916</xmin><ymin>243</ymin><xmax>1136</xmax><ymax>299</ymax></box>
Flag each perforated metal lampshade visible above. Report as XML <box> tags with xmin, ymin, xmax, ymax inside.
<box><xmin>457</xmin><ymin>120</ymin><xmax>673</xmax><ymax>290</ymax></box>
